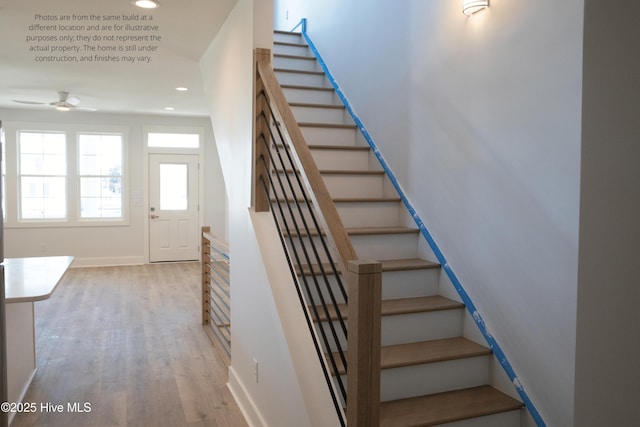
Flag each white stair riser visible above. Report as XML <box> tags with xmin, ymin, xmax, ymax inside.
<box><xmin>274</xmin><ymin>32</ymin><xmax>303</xmax><ymax>44</ymax></box>
<box><xmin>272</xmin><ymin>201</ymin><xmax>404</xmax><ymax>229</ymax></box>
<box><xmin>341</xmin><ymin>356</ymin><xmax>489</xmax><ymax>402</ymax></box>
<box><xmin>291</xmin><ymin>105</ymin><xmax>352</xmax><ymax>126</ymax></box>
<box><xmin>319</xmin><ymin>309</ymin><xmax>464</xmax><ymax>352</ymax></box>
<box><xmin>287</xmin><ymin>232</ymin><xmax>419</xmax><ymax>263</ymax></box>
<box><xmin>336</xmin><ymin>356</ymin><xmax>490</xmax><ymax>403</ymax></box>
<box><xmin>272</xmin><ymin>172</ymin><xmax>386</xmax><ymax>199</ymax></box>
<box><xmin>436</xmin><ymin>410</ymin><xmax>522</xmax><ymax>427</ymax></box>
<box><xmin>336</xmin><ymin>201</ymin><xmax>403</xmax><ymax>228</ymax></box>
<box><xmin>273</xmin><ymin>43</ymin><xmax>310</xmax><ymax>57</ymax></box>
<box><xmin>382</xmin><ymin>310</ymin><xmax>464</xmax><ymax>346</ymax></box>
<box><xmin>275</xmin><ymin>71</ymin><xmax>328</xmax><ymax>87</ymax></box>
<box><xmin>310</xmin><ymin>148</ymin><xmax>371</xmax><ymax>171</ymax></box>
<box><xmin>379</xmin><ymin>356</ymin><xmax>490</xmax><ymax>402</ymax></box>
<box><xmin>323</xmin><ymin>174</ymin><xmax>386</xmax><ymax>198</ymax></box>
<box><xmin>381</xmin><ymin>268</ymin><xmax>440</xmax><ymax>298</ymax></box>
<box><xmin>352</xmin><ymin>232</ymin><xmax>420</xmax><ymax>261</ymax></box>
<box><xmin>283</xmin><ymin>87</ymin><xmax>339</xmax><ymax>105</ymax></box>
<box><xmin>274</xmin><ymin>56</ymin><xmax>320</xmax><ymax>72</ymax></box>
<box><xmin>302</xmin><ymin>266</ymin><xmax>439</xmax><ymax>305</ymax></box>
<box><xmin>300</xmin><ymin>126</ymin><xmax>357</xmax><ymax>146</ymax></box>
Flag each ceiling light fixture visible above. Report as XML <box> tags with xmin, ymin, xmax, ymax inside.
<box><xmin>164</xmin><ymin>107</ymin><xmax>175</xmax><ymax>111</ymax></box>
<box><xmin>175</xmin><ymin>87</ymin><xmax>188</xmax><ymax>91</ymax></box>
<box><xmin>56</xmin><ymin>105</ymin><xmax>70</xmax><ymax>112</ymax></box>
<box><xmin>133</xmin><ymin>0</ymin><xmax>160</xmax><ymax>9</ymax></box>
<box><xmin>463</xmin><ymin>0</ymin><xmax>488</xmax><ymax>16</ymax></box>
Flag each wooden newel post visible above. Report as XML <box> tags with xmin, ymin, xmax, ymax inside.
<box><xmin>347</xmin><ymin>260</ymin><xmax>382</xmax><ymax>426</ymax></box>
<box><xmin>253</xmin><ymin>48</ymin><xmax>272</xmax><ymax>212</ymax></box>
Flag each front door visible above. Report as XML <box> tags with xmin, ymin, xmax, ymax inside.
<box><xmin>148</xmin><ymin>154</ymin><xmax>199</xmax><ymax>262</ymax></box>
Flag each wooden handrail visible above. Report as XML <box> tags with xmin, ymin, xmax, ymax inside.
<box><xmin>253</xmin><ymin>48</ymin><xmax>380</xmax><ymax>426</ymax></box>
<box><xmin>254</xmin><ymin>48</ymin><xmax>358</xmax><ymax>274</ymax></box>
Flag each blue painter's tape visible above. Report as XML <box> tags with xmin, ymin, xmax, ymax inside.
<box><xmin>293</xmin><ymin>18</ymin><xmax>547</xmax><ymax>427</ymax></box>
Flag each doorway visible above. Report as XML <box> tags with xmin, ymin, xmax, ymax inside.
<box><xmin>148</xmin><ymin>153</ymin><xmax>199</xmax><ymax>262</ymax></box>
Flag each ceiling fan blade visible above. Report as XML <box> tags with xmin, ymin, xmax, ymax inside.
<box><xmin>66</xmin><ymin>96</ymin><xmax>80</xmax><ymax>106</ymax></box>
<box><xmin>12</xmin><ymin>99</ymin><xmax>47</xmax><ymax>105</ymax></box>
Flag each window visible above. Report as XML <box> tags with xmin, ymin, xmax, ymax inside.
<box><xmin>3</xmin><ymin>122</ymin><xmax>128</xmax><ymax>228</ymax></box>
<box><xmin>79</xmin><ymin>133</ymin><xmax>123</xmax><ymax>219</ymax></box>
<box><xmin>18</xmin><ymin>131</ymin><xmax>67</xmax><ymax>220</ymax></box>
<box><xmin>147</xmin><ymin>132</ymin><xmax>199</xmax><ymax>149</ymax></box>
<box><xmin>159</xmin><ymin>163</ymin><xmax>188</xmax><ymax>210</ymax></box>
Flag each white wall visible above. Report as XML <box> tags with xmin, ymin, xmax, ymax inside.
<box><xmin>275</xmin><ymin>1</ymin><xmax>583</xmax><ymax>426</ymax></box>
<box><xmin>200</xmin><ymin>1</ymin><xmax>318</xmax><ymax>425</ymax></box>
<box><xmin>1</xmin><ymin>107</ymin><xmax>226</xmax><ymax>265</ymax></box>
<box><xmin>574</xmin><ymin>1</ymin><xmax>640</xmax><ymax>425</ymax></box>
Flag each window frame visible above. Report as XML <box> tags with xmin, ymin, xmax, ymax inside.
<box><xmin>17</xmin><ymin>130</ymin><xmax>68</xmax><ymax>222</ymax></box>
<box><xmin>77</xmin><ymin>132</ymin><xmax>125</xmax><ymax>221</ymax></box>
<box><xmin>2</xmin><ymin>121</ymin><xmax>129</xmax><ymax>229</ymax></box>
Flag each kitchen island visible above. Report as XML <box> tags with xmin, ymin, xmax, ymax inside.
<box><xmin>4</xmin><ymin>256</ymin><xmax>73</xmax><ymax>423</ymax></box>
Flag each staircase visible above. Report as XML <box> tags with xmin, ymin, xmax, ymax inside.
<box><xmin>271</xmin><ymin>30</ymin><xmax>524</xmax><ymax>427</ymax></box>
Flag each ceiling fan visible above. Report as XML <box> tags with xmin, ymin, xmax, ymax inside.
<box><xmin>12</xmin><ymin>91</ymin><xmax>96</xmax><ymax>111</ymax></box>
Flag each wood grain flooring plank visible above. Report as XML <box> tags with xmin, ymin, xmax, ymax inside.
<box><xmin>11</xmin><ymin>263</ymin><xmax>247</xmax><ymax>427</ymax></box>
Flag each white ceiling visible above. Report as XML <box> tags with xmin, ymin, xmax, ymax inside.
<box><xmin>0</xmin><ymin>0</ymin><xmax>238</xmax><ymax>116</ymax></box>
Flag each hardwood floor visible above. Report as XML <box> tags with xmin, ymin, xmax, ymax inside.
<box><xmin>11</xmin><ymin>263</ymin><xmax>247</xmax><ymax>427</ymax></box>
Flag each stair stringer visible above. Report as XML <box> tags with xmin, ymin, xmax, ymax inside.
<box><xmin>250</xmin><ymin>210</ymin><xmax>343</xmax><ymax>427</ymax></box>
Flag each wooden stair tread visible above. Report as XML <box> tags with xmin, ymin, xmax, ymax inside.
<box><xmin>274</xmin><ymin>30</ymin><xmax>301</xmax><ymax>36</ymax></box>
<box><xmin>379</xmin><ymin>385</ymin><xmax>523</xmax><ymax>427</ymax></box>
<box><xmin>381</xmin><ymin>337</ymin><xmax>491</xmax><ymax>369</ymax></box>
<box><xmin>321</xmin><ymin>169</ymin><xmax>385</xmax><ymax>176</ymax></box>
<box><xmin>347</xmin><ymin>226</ymin><xmax>418</xmax><ymax>235</ymax></box>
<box><xmin>276</xmin><ymin>168</ymin><xmax>384</xmax><ymax>176</ymax></box>
<box><xmin>274</xmin><ymin>67</ymin><xmax>324</xmax><ymax>76</ymax></box>
<box><xmin>281</xmin><ymin>84</ymin><xmax>334</xmax><ymax>92</ymax></box>
<box><xmin>289</xmin><ymin>102</ymin><xmax>345</xmax><ymax>110</ymax></box>
<box><xmin>298</xmin><ymin>122</ymin><xmax>357</xmax><ymax>129</ymax></box>
<box><xmin>297</xmin><ymin>258</ymin><xmax>439</xmax><ymax>276</ymax></box>
<box><xmin>271</xmin><ymin>196</ymin><xmax>400</xmax><ymax>203</ymax></box>
<box><xmin>381</xmin><ymin>295</ymin><xmax>464</xmax><ymax>316</ymax></box>
<box><xmin>333</xmin><ymin>196</ymin><xmax>401</xmax><ymax>203</ymax></box>
<box><xmin>272</xmin><ymin>143</ymin><xmax>369</xmax><ymax>152</ymax></box>
<box><xmin>381</xmin><ymin>258</ymin><xmax>440</xmax><ymax>271</ymax></box>
<box><xmin>284</xmin><ymin>226</ymin><xmax>419</xmax><ymax>237</ymax></box>
<box><xmin>273</xmin><ymin>52</ymin><xmax>316</xmax><ymax>61</ymax></box>
<box><xmin>307</xmin><ymin>144</ymin><xmax>370</xmax><ymax>151</ymax></box>
<box><xmin>274</xmin><ymin>53</ymin><xmax>316</xmax><ymax>61</ymax></box>
<box><xmin>274</xmin><ymin>40</ymin><xmax>305</xmax><ymax>45</ymax></box>
<box><xmin>315</xmin><ymin>295</ymin><xmax>463</xmax><ymax>322</ymax></box>
<box><xmin>330</xmin><ymin>337</ymin><xmax>491</xmax><ymax>375</ymax></box>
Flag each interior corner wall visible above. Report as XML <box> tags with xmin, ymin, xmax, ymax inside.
<box><xmin>574</xmin><ymin>1</ymin><xmax>640</xmax><ymax>426</ymax></box>
<box><xmin>199</xmin><ymin>1</ymin><xmax>313</xmax><ymax>426</ymax></box>
<box><xmin>275</xmin><ymin>1</ymin><xmax>584</xmax><ymax>426</ymax></box>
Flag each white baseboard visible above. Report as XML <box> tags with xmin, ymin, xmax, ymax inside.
<box><xmin>227</xmin><ymin>365</ymin><xmax>267</xmax><ymax>427</ymax></box>
<box><xmin>69</xmin><ymin>256</ymin><xmax>145</xmax><ymax>268</ymax></box>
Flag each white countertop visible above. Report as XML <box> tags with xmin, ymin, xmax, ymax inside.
<box><xmin>3</xmin><ymin>256</ymin><xmax>74</xmax><ymax>303</ymax></box>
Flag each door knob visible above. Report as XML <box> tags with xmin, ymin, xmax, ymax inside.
<box><xmin>150</xmin><ymin>214</ymin><xmax>159</xmax><ymax>219</ymax></box>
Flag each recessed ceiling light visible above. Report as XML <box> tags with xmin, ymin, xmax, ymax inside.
<box><xmin>164</xmin><ymin>107</ymin><xmax>175</xmax><ymax>111</ymax></box>
<box><xmin>175</xmin><ymin>87</ymin><xmax>188</xmax><ymax>92</ymax></box>
<box><xmin>133</xmin><ymin>0</ymin><xmax>160</xmax><ymax>9</ymax></box>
